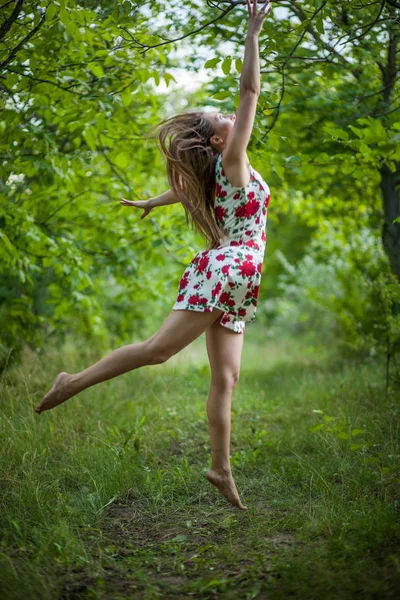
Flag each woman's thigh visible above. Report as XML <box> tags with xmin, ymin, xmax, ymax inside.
<box><xmin>205</xmin><ymin>317</ymin><xmax>244</xmax><ymax>386</ymax></box>
<box><xmin>145</xmin><ymin>307</ymin><xmax>224</xmax><ymax>362</ymax></box>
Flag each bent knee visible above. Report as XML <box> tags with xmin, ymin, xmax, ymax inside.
<box><xmin>144</xmin><ymin>339</ymin><xmax>174</xmax><ymax>365</ymax></box>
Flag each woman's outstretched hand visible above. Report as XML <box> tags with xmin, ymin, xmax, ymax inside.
<box><xmin>120</xmin><ymin>198</ymin><xmax>153</xmax><ymax>220</ymax></box>
<box><xmin>246</xmin><ymin>0</ymin><xmax>273</xmax><ymax>37</ymax></box>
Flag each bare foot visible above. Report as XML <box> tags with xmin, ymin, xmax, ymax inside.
<box><xmin>206</xmin><ymin>468</ymin><xmax>248</xmax><ymax>511</ymax></box>
<box><xmin>35</xmin><ymin>372</ymin><xmax>74</xmax><ymax>414</ymax></box>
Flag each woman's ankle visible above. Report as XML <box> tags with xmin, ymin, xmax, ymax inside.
<box><xmin>210</xmin><ymin>465</ymin><xmax>231</xmax><ymax>475</ymax></box>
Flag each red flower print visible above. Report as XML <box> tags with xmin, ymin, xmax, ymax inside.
<box><xmin>206</xmin><ymin>270</ymin><xmax>212</xmax><ymax>280</ymax></box>
<box><xmin>239</xmin><ymin>260</ymin><xmax>256</xmax><ymax>277</ymax></box>
<box><xmin>216</xmin><ymin>253</ymin><xmax>226</xmax><ymax>261</ymax></box>
<box><xmin>259</xmin><ymin>183</ymin><xmax>265</xmax><ymax>192</ymax></box>
<box><xmin>179</xmin><ymin>274</ymin><xmax>189</xmax><ymax>290</ymax></box>
<box><xmin>265</xmin><ymin>193</ymin><xmax>270</xmax><ymax>208</ymax></box>
<box><xmin>245</xmin><ymin>291</ymin><xmax>252</xmax><ymax>299</ymax></box>
<box><xmin>228</xmin><ymin>299</ymin><xmax>235</xmax><ymax>307</ymax></box>
<box><xmin>247</xmin><ymin>191</ymin><xmax>255</xmax><ymax>200</ymax></box>
<box><xmin>200</xmin><ymin>297</ymin><xmax>208</xmax><ymax>305</ymax></box>
<box><xmin>238</xmin><ymin>308</ymin><xmax>247</xmax><ymax>317</ymax></box>
<box><xmin>219</xmin><ymin>291</ymin><xmax>231</xmax><ymax>304</ymax></box>
<box><xmin>221</xmin><ymin>168</ymin><xmax>225</xmax><ymax>176</ymax></box>
<box><xmin>245</xmin><ymin>230</ymin><xmax>252</xmax><ymax>236</ymax></box>
<box><xmin>252</xmin><ymin>285</ymin><xmax>260</xmax><ymax>298</ymax></box>
<box><xmin>234</xmin><ymin>258</ymin><xmax>241</xmax><ymax>263</ymax></box>
<box><xmin>212</xmin><ymin>281</ymin><xmax>222</xmax><ymax>297</ymax></box>
<box><xmin>245</xmin><ymin>239</ymin><xmax>258</xmax><ymax>249</ymax></box>
<box><xmin>177</xmin><ymin>293</ymin><xmax>184</xmax><ymax>302</ymax></box>
<box><xmin>255</xmin><ymin>217</ymin><xmax>260</xmax><ymax>225</ymax></box>
<box><xmin>257</xmin><ymin>262</ymin><xmax>263</xmax><ymax>274</ymax></box>
<box><xmin>193</xmin><ymin>283</ymin><xmax>200</xmax><ymax>289</ymax></box>
<box><xmin>215</xmin><ymin>206</ymin><xmax>227</xmax><ymax>221</ymax></box>
<box><xmin>188</xmin><ymin>294</ymin><xmax>201</xmax><ymax>305</ymax></box>
<box><xmin>245</xmin><ymin>199</ymin><xmax>260</xmax><ymax>218</ymax></box>
<box><xmin>246</xmin><ymin>254</ymin><xmax>253</xmax><ymax>260</ymax></box>
<box><xmin>230</xmin><ymin>240</ymin><xmax>240</xmax><ymax>246</ymax></box>
<box><xmin>229</xmin><ymin>282</ymin><xmax>235</xmax><ymax>288</ymax></box>
<box><xmin>196</xmin><ymin>255</ymin><xmax>209</xmax><ymax>274</ymax></box>
<box><xmin>234</xmin><ymin>205</ymin><xmax>246</xmax><ymax>219</ymax></box>
<box><xmin>261</xmin><ymin>231</ymin><xmax>266</xmax><ymax>242</ymax></box>
<box><xmin>233</xmin><ymin>192</ymin><xmax>241</xmax><ymax>200</ymax></box>
<box><xmin>192</xmin><ymin>255</ymin><xmax>200</xmax><ymax>265</ymax></box>
<box><xmin>221</xmin><ymin>264</ymin><xmax>230</xmax><ymax>275</ymax></box>
<box><xmin>216</xmin><ymin>183</ymin><xmax>227</xmax><ymax>198</ymax></box>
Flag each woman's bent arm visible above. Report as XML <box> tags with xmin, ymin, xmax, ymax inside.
<box><xmin>149</xmin><ymin>189</ymin><xmax>180</xmax><ymax>207</ymax></box>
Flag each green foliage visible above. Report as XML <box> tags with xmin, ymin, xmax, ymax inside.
<box><xmin>1</xmin><ymin>0</ymin><xmax>399</xmax><ymax>373</ymax></box>
<box><xmin>267</xmin><ymin>222</ymin><xmax>400</xmax><ymax>393</ymax></box>
<box><xmin>0</xmin><ymin>0</ymin><xmax>202</xmax><ymax>365</ymax></box>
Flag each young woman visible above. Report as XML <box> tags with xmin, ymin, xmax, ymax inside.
<box><xmin>35</xmin><ymin>0</ymin><xmax>273</xmax><ymax>511</ymax></box>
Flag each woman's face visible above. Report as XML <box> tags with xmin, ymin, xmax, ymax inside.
<box><xmin>206</xmin><ymin>111</ymin><xmax>236</xmax><ymax>150</ymax></box>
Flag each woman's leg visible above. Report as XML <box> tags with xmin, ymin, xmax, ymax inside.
<box><xmin>204</xmin><ymin>318</ymin><xmax>247</xmax><ymax>510</ymax></box>
<box><xmin>35</xmin><ymin>307</ymin><xmax>224</xmax><ymax>413</ymax></box>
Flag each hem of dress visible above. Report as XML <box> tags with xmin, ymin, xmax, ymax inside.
<box><xmin>172</xmin><ymin>300</ymin><xmax>250</xmax><ymax>324</ymax></box>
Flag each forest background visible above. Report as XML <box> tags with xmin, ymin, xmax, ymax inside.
<box><xmin>1</xmin><ymin>1</ymin><xmax>400</xmax><ymax>598</ymax></box>
<box><xmin>1</xmin><ymin>0</ymin><xmax>400</xmax><ymax>388</ymax></box>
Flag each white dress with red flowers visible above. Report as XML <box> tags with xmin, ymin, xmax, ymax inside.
<box><xmin>172</xmin><ymin>152</ymin><xmax>270</xmax><ymax>334</ymax></box>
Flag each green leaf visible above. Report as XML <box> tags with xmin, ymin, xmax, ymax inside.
<box><xmin>60</xmin><ymin>7</ymin><xmax>69</xmax><ymax>25</ymax></box>
<box><xmin>46</xmin><ymin>3</ymin><xmax>59</xmax><ymax>22</ymax></box>
<box><xmin>214</xmin><ymin>91</ymin><xmax>231</xmax><ymax>100</ymax></box>
<box><xmin>275</xmin><ymin>164</ymin><xmax>285</xmax><ymax>180</ymax></box>
<box><xmin>235</xmin><ymin>58</ymin><xmax>243</xmax><ymax>74</ymax></box>
<box><xmin>114</xmin><ymin>152</ymin><xmax>130</xmax><ymax>169</ymax></box>
<box><xmin>204</xmin><ymin>58</ymin><xmax>221</xmax><ymax>69</ymax></box>
<box><xmin>221</xmin><ymin>57</ymin><xmax>232</xmax><ymax>76</ymax></box>
<box><xmin>83</xmin><ymin>127</ymin><xmax>97</xmax><ymax>151</ymax></box>
<box><xmin>296</xmin><ymin>18</ymin><xmax>311</xmax><ymax>32</ymax></box>
<box><xmin>164</xmin><ymin>73</ymin><xmax>177</xmax><ymax>87</ymax></box>
<box><xmin>315</xmin><ymin>15</ymin><xmax>324</xmax><ymax>35</ymax></box>
<box><xmin>309</xmin><ymin>423</ymin><xmax>325</xmax><ymax>432</ymax></box>
<box><xmin>351</xmin><ymin>429</ymin><xmax>365</xmax><ymax>437</ymax></box>
<box><xmin>350</xmin><ymin>443</ymin><xmax>364</xmax><ymax>451</ymax></box>
<box><xmin>89</xmin><ymin>63</ymin><xmax>104</xmax><ymax>78</ymax></box>
<box><xmin>336</xmin><ymin>432</ymin><xmax>350</xmax><ymax>440</ymax></box>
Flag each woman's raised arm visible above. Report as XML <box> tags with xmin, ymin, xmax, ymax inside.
<box><xmin>223</xmin><ymin>0</ymin><xmax>272</xmax><ymax>167</ymax></box>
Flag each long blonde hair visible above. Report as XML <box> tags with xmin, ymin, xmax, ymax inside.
<box><xmin>147</xmin><ymin>110</ymin><xmax>228</xmax><ymax>251</ymax></box>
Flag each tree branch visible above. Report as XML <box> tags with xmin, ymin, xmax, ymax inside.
<box><xmin>119</xmin><ymin>2</ymin><xmax>237</xmax><ymax>55</ymax></box>
<box><xmin>385</xmin><ymin>0</ymin><xmax>400</xmax><ymax>8</ymax></box>
<box><xmin>0</xmin><ymin>9</ymin><xmax>46</xmax><ymax>72</ymax></box>
<box><xmin>0</xmin><ymin>0</ymin><xmax>24</xmax><ymax>42</ymax></box>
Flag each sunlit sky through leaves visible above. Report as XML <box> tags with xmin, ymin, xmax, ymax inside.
<box><xmin>138</xmin><ymin>1</ymin><xmax>289</xmax><ymax>95</ymax></box>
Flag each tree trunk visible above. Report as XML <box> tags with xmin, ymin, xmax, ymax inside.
<box><xmin>380</xmin><ymin>161</ymin><xmax>400</xmax><ymax>282</ymax></box>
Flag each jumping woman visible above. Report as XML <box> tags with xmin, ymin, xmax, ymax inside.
<box><xmin>35</xmin><ymin>0</ymin><xmax>273</xmax><ymax>511</ymax></box>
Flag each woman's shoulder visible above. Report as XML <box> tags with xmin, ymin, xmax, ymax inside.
<box><xmin>217</xmin><ymin>152</ymin><xmax>252</xmax><ymax>189</ymax></box>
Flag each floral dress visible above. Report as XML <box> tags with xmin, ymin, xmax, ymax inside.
<box><xmin>172</xmin><ymin>152</ymin><xmax>271</xmax><ymax>334</ymax></box>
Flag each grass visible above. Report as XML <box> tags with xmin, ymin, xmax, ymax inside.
<box><xmin>0</xmin><ymin>325</ymin><xmax>399</xmax><ymax>599</ymax></box>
